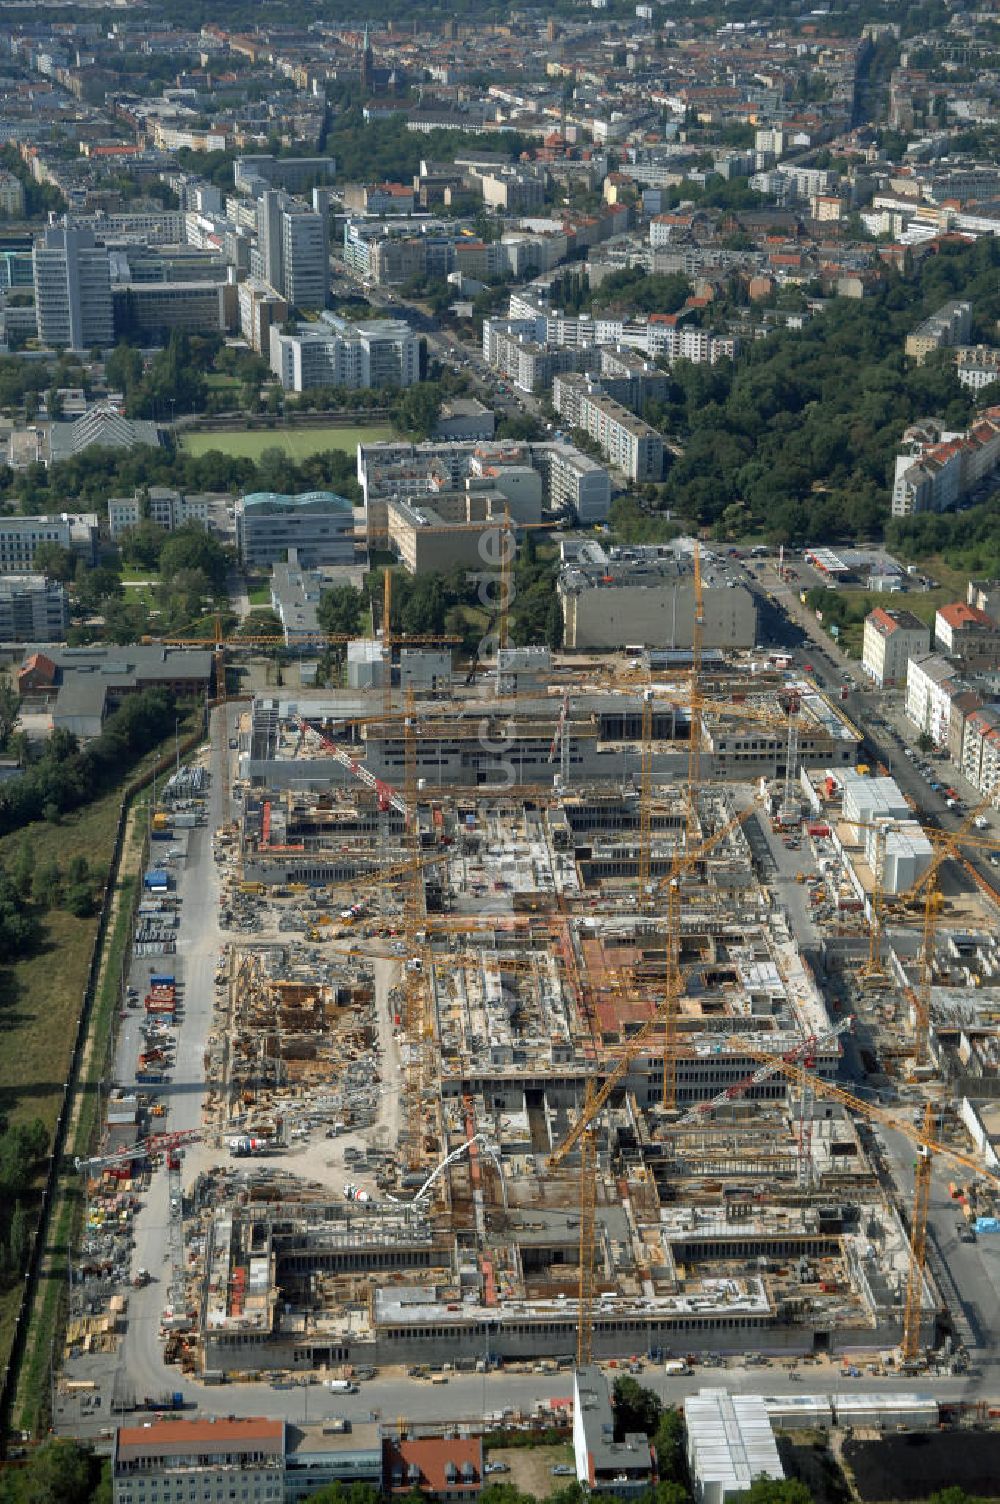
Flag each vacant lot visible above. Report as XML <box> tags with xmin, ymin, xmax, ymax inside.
<box><xmin>485</xmin><ymin>1444</ymin><xmax>575</xmax><ymax>1499</ymax></box>
<box><xmin>179</xmin><ymin>424</ymin><xmax>394</xmax><ymax>461</ymax></box>
<box><xmin>844</xmin><ymin>1430</ymin><xmax>1000</xmax><ymax>1501</ymax></box>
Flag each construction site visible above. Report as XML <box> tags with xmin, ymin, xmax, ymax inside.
<box><xmin>69</xmin><ymin>554</ymin><xmax>1000</xmax><ymax>1402</ymax></box>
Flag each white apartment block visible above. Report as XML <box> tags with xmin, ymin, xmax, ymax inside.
<box><xmin>891</xmin><ymin>409</ymin><xmax>1000</xmax><ymax>517</ymax></box>
<box><xmin>905</xmin><ymin>652</ymin><xmax>960</xmax><ymax>746</ymax></box>
<box><xmin>862</xmin><ymin>607</ymin><xmax>931</xmax><ymax>688</ymax></box>
<box><xmin>954</xmin><ymin>345</ymin><xmax>1000</xmax><ymax>392</ymax></box>
<box><xmin>269</xmin><ymin>317</ymin><xmax>420</xmax><ymax>392</ymax></box>
<box><xmin>552</xmin><ymin>375</ymin><xmax>662</xmax><ymax>482</ymax></box>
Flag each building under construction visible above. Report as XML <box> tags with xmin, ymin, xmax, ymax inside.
<box><xmin>171</xmin><ymin>617</ymin><xmax>1000</xmax><ymax>1380</ymax></box>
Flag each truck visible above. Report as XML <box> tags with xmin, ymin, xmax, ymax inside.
<box><xmin>974</xmin><ymin>816</ymin><xmax>990</xmax><ymax>831</ymax></box>
<box><xmin>136</xmin><ymin>1070</ymin><xmax>167</xmax><ymax>1085</ymax></box>
<box><xmin>229</xmin><ymin>1136</ymin><xmax>267</xmax><ymax>1157</ymax></box>
<box><xmin>323</xmin><ymin>1379</ymin><xmax>358</xmax><ymax>1393</ymax></box>
<box><xmin>141</xmin><ymin>1392</ymin><xmax>185</xmax><ymax>1412</ymax></box>
<box><xmin>150</xmin><ymin>974</ymin><xmax>175</xmax><ymax>988</ymax></box>
<box><xmin>664</xmin><ymin>1360</ymin><xmax>692</xmax><ymax>1376</ymax></box>
<box><xmin>145</xmin><ymin>997</ymin><xmax>176</xmax><ymax>1016</ymax></box>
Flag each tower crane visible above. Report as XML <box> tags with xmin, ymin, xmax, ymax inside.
<box><xmin>638</xmin><ymin>688</ymin><xmax>654</xmax><ymax>913</ymax></box>
<box><xmin>75</xmin><ymin>1129</ymin><xmax>202</xmax><ymax>1176</ymax></box>
<box><xmin>687</xmin><ymin>540</ymin><xmax>704</xmax><ymax>839</ymax></box>
<box><xmin>718</xmin><ymin>1038</ymin><xmax>1000</xmax><ymax>1362</ymax></box>
<box><xmin>679</xmin><ymin>1016</ymin><xmax>853</xmax><ymax>1123</ymax></box>
<box><xmin>549</xmin><ymin>797</ymin><xmax>764</xmax><ymax>1169</ymax></box>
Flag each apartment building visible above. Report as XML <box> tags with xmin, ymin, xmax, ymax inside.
<box><xmin>541</xmin><ymin>444</ymin><xmax>612</xmax><ymax>523</ymax></box>
<box><xmin>862</xmin><ymin>607</ymin><xmax>931</xmax><ymax>688</ymax></box>
<box><xmin>238</xmin><ymin>276</ymin><xmax>289</xmax><ymax>354</ymax></box>
<box><xmin>573</xmin><ymin>1367</ymin><xmax>654</xmax><ymax>1497</ymax></box>
<box><xmin>935</xmin><ymin>601</ymin><xmax>1000</xmax><ymax>659</ymax></box>
<box><xmin>905</xmin><ymin>299</ymin><xmax>972</xmax><ymax>362</ymax></box>
<box><xmin>269</xmin><ymin>316</ymin><xmax>420</xmax><ymax>392</ymax></box>
<box><xmin>954</xmin><ymin>345</ymin><xmax>1000</xmax><ymax>392</ymax></box>
<box><xmin>892</xmin><ymin>408</ymin><xmax>1000</xmax><ymax>517</ymax></box>
<box><xmin>905</xmin><ymin>652</ymin><xmax>960</xmax><ymax>746</ymax></box>
<box><xmin>0</xmin><ymin>575</ymin><xmax>68</xmax><ymax>642</ymax></box>
<box><xmin>962</xmin><ymin>707</ymin><xmax>1000</xmax><ymax>803</ymax></box>
<box><xmin>0</xmin><ymin>170</ymin><xmax>25</xmax><ymax>217</ymax></box>
<box><xmin>551</xmin><ymin>374</ymin><xmax>663</xmax><ymax>482</ymax></box>
<box><xmin>33</xmin><ymin>221</ymin><xmax>113</xmax><ymax>349</ymax></box>
<box><xmin>235</xmin><ymin>490</ymin><xmax>356</xmax><ymax>570</ymax></box>
<box><xmin>0</xmin><ymin>513</ymin><xmax>98</xmax><ymax>573</ymax></box>
<box><xmin>234</xmin><ymin>154</ymin><xmax>336</xmax><ymax>196</ymax></box>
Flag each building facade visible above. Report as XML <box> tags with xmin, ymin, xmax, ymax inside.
<box><xmin>269</xmin><ymin>317</ymin><xmax>420</xmax><ymax>392</ymax></box>
<box><xmin>0</xmin><ymin>575</ymin><xmax>68</xmax><ymax>641</ymax></box>
<box><xmin>861</xmin><ymin>607</ymin><xmax>931</xmax><ymax>688</ymax></box>
<box><xmin>235</xmin><ymin>490</ymin><xmax>356</xmax><ymax>570</ymax></box>
<box><xmin>33</xmin><ymin>222</ymin><xmax>113</xmax><ymax>350</ymax></box>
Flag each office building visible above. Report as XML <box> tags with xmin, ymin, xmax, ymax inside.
<box><xmin>269</xmin><ymin>316</ymin><xmax>419</xmax><ymax>392</ymax></box>
<box><xmin>235</xmin><ymin>155</ymin><xmax>337</xmax><ymax>197</ymax></box>
<box><xmin>0</xmin><ymin>575</ymin><xmax>68</xmax><ymax>641</ymax></box>
<box><xmin>0</xmin><ymin>171</ymin><xmax>25</xmax><ymax>217</ymax></box>
<box><xmin>861</xmin><ymin>607</ymin><xmax>931</xmax><ymax>688</ymax></box>
<box><xmin>33</xmin><ymin>222</ymin><xmax>113</xmax><ymax>350</ymax></box>
<box><xmin>18</xmin><ymin>644</ymin><xmax>214</xmax><ymax>738</ymax></box>
<box><xmin>112</xmin><ymin>279</ymin><xmax>236</xmax><ymax>337</ymax></box>
<box><xmin>0</xmin><ymin>512</ymin><xmax>98</xmax><ymax>573</ymax></box>
<box><xmin>235</xmin><ymin>490</ymin><xmax>356</xmax><ymax>570</ymax></box>
<box><xmin>256</xmin><ymin>193</ymin><xmax>329</xmax><ymax>310</ymax></box>
<box><xmin>111</xmin><ymin>1417</ymin><xmax>284</xmax><ymax>1504</ymax></box>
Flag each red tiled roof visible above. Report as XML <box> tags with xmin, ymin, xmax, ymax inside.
<box><xmin>385</xmin><ymin>1437</ymin><xmax>482</xmax><ymax>1495</ymax></box>
<box><xmin>938</xmin><ymin>602</ymin><xmax>995</xmax><ymax>630</ymax></box>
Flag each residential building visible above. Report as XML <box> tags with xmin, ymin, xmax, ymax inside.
<box><xmin>239</xmin><ymin>277</ymin><xmax>289</xmax><ymax>355</ymax></box>
<box><xmin>0</xmin><ymin>171</ymin><xmax>25</xmax><ymax>217</ymax></box>
<box><xmin>269</xmin><ymin>316</ymin><xmax>420</xmax><ymax>392</ymax></box>
<box><xmin>572</xmin><ymin>1366</ymin><xmax>654</xmax><ymax>1496</ymax></box>
<box><xmin>33</xmin><ymin>222</ymin><xmax>113</xmax><ymax>350</ymax></box>
<box><xmin>235</xmin><ymin>490</ymin><xmax>356</xmax><ymax>570</ymax></box>
<box><xmin>538</xmin><ymin>444</ymin><xmax>611</xmax><ymax>524</ymax></box>
<box><xmin>0</xmin><ymin>512</ymin><xmax>98</xmax><ymax>573</ymax></box>
<box><xmin>861</xmin><ymin>607</ymin><xmax>931</xmax><ymax>688</ymax></box>
<box><xmin>969</xmin><ymin>578</ymin><xmax>1000</xmax><ymax>620</ymax></box>
<box><xmin>954</xmin><ymin>345</ymin><xmax>1000</xmax><ymax>392</ymax></box>
<box><xmin>962</xmin><ymin>706</ymin><xmax>1000</xmax><ymax>802</ymax></box>
<box><xmin>433</xmin><ymin>399</ymin><xmax>495</xmax><ymax>441</ymax></box>
<box><xmin>684</xmin><ymin>1390</ymin><xmax>784</xmax><ymax>1504</ymax></box>
<box><xmin>905</xmin><ymin>653</ymin><xmax>960</xmax><ymax>746</ymax></box>
<box><xmin>112</xmin><ymin>1417</ymin><xmax>285</xmax><ymax>1504</ymax></box>
<box><xmin>552</xmin><ymin>375</ymin><xmax>663</xmax><ymax>482</ymax></box>
<box><xmin>905</xmin><ymin>300</ymin><xmax>972</xmax><ymax>362</ymax></box>
<box><xmin>0</xmin><ymin>575</ymin><xmax>68</xmax><ymax>641</ymax></box>
<box><xmin>383</xmin><ymin>1437</ymin><xmax>482</xmax><ymax>1503</ymax></box>
<box><xmin>934</xmin><ymin>601</ymin><xmax>1000</xmax><ymax>660</ymax></box>
<box><xmin>558</xmin><ymin>543</ymin><xmax>756</xmax><ymax>651</ymax></box>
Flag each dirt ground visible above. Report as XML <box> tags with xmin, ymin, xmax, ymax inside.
<box><xmin>485</xmin><ymin>1444</ymin><xmax>575</xmax><ymax>1499</ymax></box>
<box><xmin>843</xmin><ymin>1431</ymin><xmax>1000</xmax><ymax>1501</ymax></box>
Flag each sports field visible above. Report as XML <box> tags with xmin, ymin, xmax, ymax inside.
<box><xmin>179</xmin><ymin>424</ymin><xmax>394</xmax><ymax>460</ymax></box>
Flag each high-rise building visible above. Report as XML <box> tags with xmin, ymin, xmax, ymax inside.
<box><xmin>32</xmin><ymin>223</ymin><xmax>113</xmax><ymax>350</ymax></box>
<box><xmin>281</xmin><ymin>207</ymin><xmax>328</xmax><ymax>310</ymax></box>
<box><xmin>256</xmin><ymin>190</ymin><xmax>283</xmax><ymax>293</ymax></box>
<box><xmin>255</xmin><ymin>192</ymin><xmax>328</xmax><ymax>310</ymax></box>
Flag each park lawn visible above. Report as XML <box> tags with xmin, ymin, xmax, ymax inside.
<box><xmin>205</xmin><ymin>373</ymin><xmax>242</xmax><ymax>390</ymax></box>
<box><xmin>247</xmin><ymin>582</ymin><xmax>272</xmax><ymax>606</ymax></box>
<box><xmin>179</xmin><ymin>424</ymin><xmax>394</xmax><ymax>461</ymax></box>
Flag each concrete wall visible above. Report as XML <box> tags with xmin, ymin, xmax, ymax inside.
<box><xmin>563</xmin><ymin>582</ymin><xmax>756</xmax><ymax>651</ymax></box>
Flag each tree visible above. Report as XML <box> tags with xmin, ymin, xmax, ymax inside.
<box><xmin>16</xmin><ymin>1436</ymin><xmax>96</xmax><ymax>1504</ymax></box>
<box><xmin>119</xmin><ymin>521</ymin><xmax>167</xmax><ymax>571</ymax></box>
<box><xmin>32</xmin><ymin>541</ymin><xmax>75</xmax><ymax>582</ymax></box>
<box><xmin>0</xmin><ymin>1119</ymin><xmax>47</xmax><ymax>1197</ymax></box>
<box><xmin>729</xmin><ymin>1480</ymin><xmax>813</xmax><ymax>1504</ymax></box>
<box><xmin>8</xmin><ymin>1199</ymin><xmax>27</xmax><ymax>1272</ymax></box>
<box><xmin>917</xmin><ymin>731</ymin><xmax>933</xmax><ymax>753</ymax></box>
<box><xmin>654</xmin><ymin>1408</ymin><xmax>688</xmax><ymax>1487</ymax></box>
<box><xmin>65</xmin><ymin>882</ymin><xmax>95</xmax><ymax>919</ymax></box>
<box><xmin>612</xmin><ymin>1376</ymin><xmax>662</xmax><ymax>1439</ymax></box>
<box><xmin>303</xmin><ymin>1486</ymin><xmax>382</xmax><ymax>1504</ymax></box>
<box><xmin>11</xmin><ymin>837</ymin><xmax>34</xmax><ymax>898</ymax></box>
<box><xmin>31</xmin><ymin>859</ymin><xmax>62</xmax><ymax>910</ymax></box>
<box><xmin>159</xmin><ymin>523</ymin><xmax>228</xmax><ymax>591</ymax></box>
<box><xmin>318</xmin><ymin>584</ymin><xmax>367</xmax><ymax>637</ymax></box>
